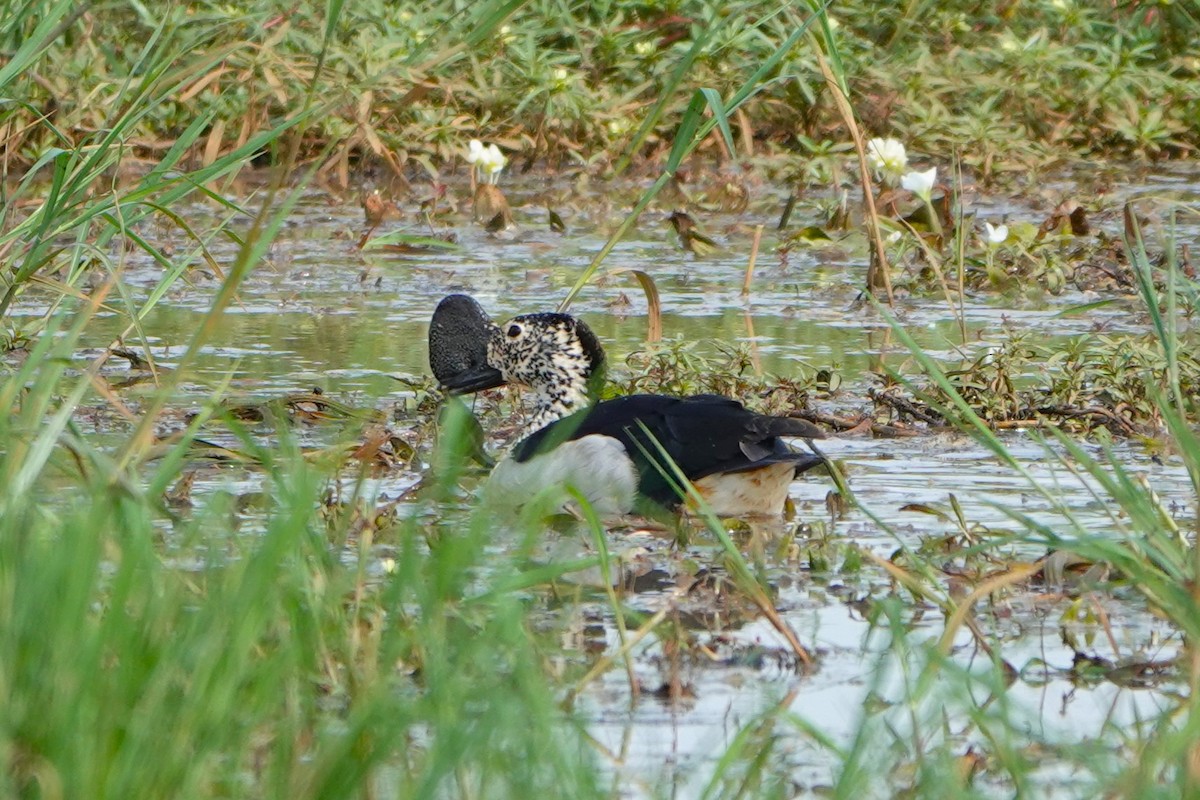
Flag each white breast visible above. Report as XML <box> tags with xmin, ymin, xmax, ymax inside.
<box><xmin>486</xmin><ymin>434</ymin><xmax>639</xmax><ymax>516</ymax></box>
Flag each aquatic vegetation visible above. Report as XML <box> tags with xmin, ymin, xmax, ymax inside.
<box><xmin>867</xmin><ymin>137</ymin><xmax>909</xmax><ymax>184</ymax></box>
<box><xmin>2</xmin><ymin>0</ymin><xmax>1200</xmax><ymax>797</ymax></box>
<box><xmin>900</xmin><ymin>167</ymin><xmax>938</xmax><ymax>203</ymax></box>
<box><xmin>3</xmin><ymin>0</ymin><xmax>1197</xmax><ymax>184</ymax></box>
<box><xmin>984</xmin><ymin>221</ymin><xmax>1009</xmax><ymax>245</ymax></box>
<box><xmin>466</xmin><ymin>139</ymin><xmax>508</xmax><ymax>184</ymax></box>
<box><xmin>879</xmin><ymin>329</ymin><xmax>1200</xmax><ymax>434</ymax></box>
<box><xmin>860</xmin><ymin>233</ymin><xmax>1200</xmax><ymax>796</ymax></box>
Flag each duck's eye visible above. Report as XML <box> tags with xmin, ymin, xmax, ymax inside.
<box><xmin>506</xmin><ymin>324</ymin><xmax>522</xmax><ymax>338</ymax></box>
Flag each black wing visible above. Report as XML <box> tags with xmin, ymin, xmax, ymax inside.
<box><xmin>512</xmin><ymin>394</ymin><xmax>826</xmax><ymax>506</ymax></box>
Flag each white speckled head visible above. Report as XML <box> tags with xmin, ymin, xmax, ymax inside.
<box><xmin>488</xmin><ymin>313</ymin><xmax>606</xmax><ymax>429</ymax></box>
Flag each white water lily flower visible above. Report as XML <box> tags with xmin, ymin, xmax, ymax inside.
<box><xmin>985</xmin><ymin>221</ymin><xmax>1009</xmax><ymax>245</ymax></box>
<box><xmin>466</xmin><ymin>139</ymin><xmax>486</xmax><ymax>164</ymax></box>
<box><xmin>900</xmin><ymin>167</ymin><xmax>937</xmax><ymax>202</ymax></box>
<box><xmin>480</xmin><ymin>143</ymin><xmax>507</xmax><ymax>180</ymax></box>
<box><xmin>867</xmin><ymin>137</ymin><xmax>908</xmax><ymax>183</ymax></box>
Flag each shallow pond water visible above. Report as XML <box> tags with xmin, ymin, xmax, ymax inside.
<box><xmin>11</xmin><ymin>166</ymin><xmax>1200</xmax><ymax>795</ymax></box>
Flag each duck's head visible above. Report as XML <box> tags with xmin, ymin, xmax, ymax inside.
<box><xmin>483</xmin><ymin>312</ymin><xmax>606</xmax><ymax>401</ymax></box>
<box><xmin>430</xmin><ymin>297</ymin><xmax>606</xmax><ymax>419</ymax></box>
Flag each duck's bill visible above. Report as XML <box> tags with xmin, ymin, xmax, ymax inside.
<box><xmin>428</xmin><ymin>294</ymin><xmax>495</xmax><ymax>385</ymax></box>
<box><xmin>439</xmin><ymin>362</ymin><xmax>507</xmax><ymax>394</ymax></box>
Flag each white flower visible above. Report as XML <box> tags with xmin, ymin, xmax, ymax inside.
<box><xmin>900</xmin><ymin>167</ymin><xmax>937</xmax><ymax>202</ymax></box>
<box><xmin>466</xmin><ymin>139</ymin><xmax>486</xmax><ymax>164</ymax></box>
<box><xmin>885</xmin><ymin>230</ymin><xmax>902</xmax><ymax>244</ymax></box>
<box><xmin>985</xmin><ymin>221</ymin><xmax>1009</xmax><ymax>245</ymax></box>
<box><xmin>634</xmin><ymin>41</ymin><xmax>655</xmax><ymax>57</ymax></box>
<box><xmin>867</xmin><ymin>137</ymin><xmax>908</xmax><ymax>183</ymax></box>
<box><xmin>466</xmin><ymin>141</ymin><xmax>506</xmax><ymax>183</ymax></box>
<box><xmin>480</xmin><ymin>143</ymin><xmax>506</xmax><ymax>180</ymax></box>
<box><xmin>607</xmin><ymin>118</ymin><xmax>632</xmax><ymax>137</ymax></box>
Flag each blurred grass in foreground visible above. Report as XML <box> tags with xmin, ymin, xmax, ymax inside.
<box><xmin>0</xmin><ymin>384</ymin><xmax>609</xmax><ymax>797</ymax></box>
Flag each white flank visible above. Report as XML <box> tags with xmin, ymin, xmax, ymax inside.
<box><xmin>486</xmin><ymin>434</ymin><xmax>638</xmax><ymax>516</ymax></box>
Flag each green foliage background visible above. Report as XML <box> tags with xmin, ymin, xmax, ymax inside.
<box><xmin>6</xmin><ymin>0</ymin><xmax>1197</xmax><ymax>184</ymax></box>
